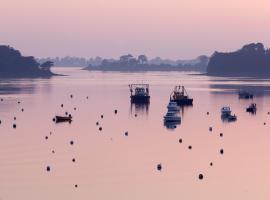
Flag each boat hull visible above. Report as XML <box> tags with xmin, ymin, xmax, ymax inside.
<box><xmin>55</xmin><ymin>116</ymin><xmax>72</xmax><ymax>123</ymax></box>
<box><xmin>171</xmin><ymin>99</ymin><xmax>193</xmax><ymax>106</ymax></box>
<box><xmin>130</xmin><ymin>95</ymin><xmax>150</xmax><ymax>103</ymax></box>
<box><xmin>246</xmin><ymin>108</ymin><xmax>256</xmax><ymax>113</ymax></box>
<box><xmin>239</xmin><ymin>94</ymin><xmax>253</xmax><ymax>99</ymax></box>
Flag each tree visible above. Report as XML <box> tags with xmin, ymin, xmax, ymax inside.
<box><xmin>120</xmin><ymin>54</ymin><xmax>134</xmax><ymax>64</ymax></box>
<box><xmin>138</xmin><ymin>55</ymin><xmax>148</xmax><ymax>65</ymax></box>
<box><xmin>40</xmin><ymin>61</ymin><xmax>54</xmax><ymax>71</ymax></box>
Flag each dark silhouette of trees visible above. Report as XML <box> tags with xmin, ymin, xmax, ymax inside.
<box><xmin>40</xmin><ymin>61</ymin><xmax>54</xmax><ymax>71</ymax></box>
<box><xmin>207</xmin><ymin>43</ymin><xmax>270</xmax><ymax>77</ymax></box>
<box><xmin>138</xmin><ymin>55</ymin><xmax>148</xmax><ymax>64</ymax></box>
<box><xmin>0</xmin><ymin>45</ymin><xmax>54</xmax><ymax>78</ymax></box>
<box><xmin>84</xmin><ymin>54</ymin><xmax>208</xmax><ymax>72</ymax></box>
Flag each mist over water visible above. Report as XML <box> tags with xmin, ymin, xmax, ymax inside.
<box><xmin>1</xmin><ymin>68</ymin><xmax>270</xmax><ymax>199</ymax></box>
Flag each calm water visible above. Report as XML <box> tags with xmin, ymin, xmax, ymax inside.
<box><xmin>1</xmin><ymin>68</ymin><xmax>270</xmax><ymax>199</ymax></box>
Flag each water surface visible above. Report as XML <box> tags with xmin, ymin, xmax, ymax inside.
<box><xmin>1</xmin><ymin>68</ymin><xmax>270</xmax><ymax>200</ymax></box>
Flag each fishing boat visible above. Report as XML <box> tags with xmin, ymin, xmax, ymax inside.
<box><xmin>129</xmin><ymin>84</ymin><xmax>150</xmax><ymax>103</ymax></box>
<box><xmin>54</xmin><ymin>115</ymin><xmax>72</xmax><ymax>123</ymax></box>
<box><xmin>246</xmin><ymin>103</ymin><xmax>257</xmax><ymax>113</ymax></box>
<box><xmin>170</xmin><ymin>85</ymin><xmax>193</xmax><ymax>106</ymax></box>
<box><xmin>221</xmin><ymin>107</ymin><xmax>231</xmax><ymax>116</ymax></box>
<box><xmin>238</xmin><ymin>90</ymin><xmax>253</xmax><ymax>99</ymax></box>
<box><xmin>164</xmin><ymin>111</ymin><xmax>181</xmax><ymax>122</ymax></box>
<box><xmin>167</xmin><ymin>101</ymin><xmax>180</xmax><ymax>112</ymax></box>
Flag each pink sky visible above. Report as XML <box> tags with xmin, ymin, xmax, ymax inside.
<box><xmin>1</xmin><ymin>0</ymin><xmax>270</xmax><ymax>59</ymax></box>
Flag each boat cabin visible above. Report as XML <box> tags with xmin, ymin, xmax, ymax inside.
<box><xmin>129</xmin><ymin>84</ymin><xmax>150</xmax><ymax>103</ymax></box>
<box><xmin>170</xmin><ymin>85</ymin><xmax>193</xmax><ymax>105</ymax></box>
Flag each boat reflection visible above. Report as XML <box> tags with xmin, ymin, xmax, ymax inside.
<box><xmin>164</xmin><ymin>120</ymin><xmax>181</xmax><ymax>130</ymax></box>
<box><xmin>130</xmin><ymin>102</ymin><xmax>149</xmax><ymax>116</ymax></box>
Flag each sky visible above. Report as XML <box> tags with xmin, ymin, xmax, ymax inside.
<box><xmin>1</xmin><ymin>0</ymin><xmax>270</xmax><ymax>59</ymax></box>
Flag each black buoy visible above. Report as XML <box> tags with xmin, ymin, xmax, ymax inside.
<box><xmin>21</xmin><ymin>108</ymin><xmax>24</xmax><ymax>112</ymax></box>
<box><xmin>207</xmin><ymin>112</ymin><xmax>209</xmax><ymax>115</ymax></box>
<box><xmin>75</xmin><ymin>184</ymin><xmax>78</xmax><ymax>188</ymax></box>
<box><xmin>220</xmin><ymin>149</ymin><xmax>224</xmax><ymax>155</ymax></box>
<box><xmin>53</xmin><ymin>118</ymin><xmax>56</xmax><ymax>122</ymax></box>
<box><xmin>61</xmin><ymin>104</ymin><xmax>64</xmax><ymax>108</ymax></box>
<box><xmin>198</xmin><ymin>173</ymin><xmax>204</xmax><ymax>180</ymax></box>
<box><xmin>210</xmin><ymin>162</ymin><xmax>213</xmax><ymax>166</ymax></box>
<box><xmin>135</xmin><ymin>114</ymin><xmax>137</xmax><ymax>117</ymax></box>
<box><xmin>14</xmin><ymin>117</ymin><xmax>16</xmax><ymax>120</ymax></box>
<box><xmin>99</xmin><ymin>127</ymin><xmax>102</xmax><ymax>131</ymax></box>
<box><xmin>18</xmin><ymin>101</ymin><xmax>21</xmax><ymax>104</ymax></box>
<box><xmin>65</xmin><ymin>112</ymin><xmax>68</xmax><ymax>115</ymax></box>
<box><xmin>52</xmin><ymin>150</ymin><xmax>55</xmax><ymax>154</ymax></box>
<box><xmin>70</xmin><ymin>94</ymin><xmax>73</xmax><ymax>98</ymax></box>
<box><xmin>157</xmin><ymin>164</ymin><xmax>162</xmax><ymax>171</ymax></box>
<box><xmin>86</xmin><ymin>96</ymin><xmax>89</xmax><ymax>99</ymax></box>
<box><xmin>70</xmin><ymin>140</ymin><xmax>74</xmax><ymax>145</ymax></box>
<box><xmin>125</xmin><ymin>131</ymin><xmax>128</xmax><ymax>136</ymax></box>
<box><xmin>264</xmin><ymin>122</ymin><xmax>266</xmax><ymax>125</ymax></box>
<box><xmin>13</xmin><ymin>124</ymin><xmax>16</xmax><ymax>129</ymax></box>
<box><xmin>45</xmin><ymin>136</ymin><xmax>48</xmax><ymax>140</ymax></box>
<box><xmin>96</xmin><ymin>122</ymin><xmax>99</xmax><ymax>126</ymax></box>
<box><xmin>220</xmin><ymin>133</ymin><xmax>223</xmax><ymax>137</ymax></box>
<box><xmin>0</xmin><ymin>120</ymin><xmax>1</xmax><ymax>124</ymax></box>
<box><xmin>101</xmin><ymin>115</ymin><xmax>104</xmax><ymax>119</ymax></box>
<box><xmin>114</xmin><ymin>109</ymin><xmax>118</xmax><ymax>114</ymax></box>
<box><xmin>46</xmin><ymin>166</ymin><xmax>51</xmax><ymax>172</ymax></box>
<box><xmin>72</xmin><ymin>158</ymin><xmax>76</xmax><ymax>163</ymax></box>
<box><xmin>0</xmin><ymin>98</ymin><xmax>3</xmax><ymax>101</ymax></box>
<box><xmin>188</xmin><ymin>145</ymin><xmax>192</xmax><ymax>150</ymax></box>
<box><xmin>209</xmin><ymin>127</ymin><xmax>213</xmax><ymax>131</ymax></box>
<box><xmin>74</xmin><ymin>107</ymin><xmax>77</xmax><ymax>111</ymax></box>
<box><xmin>179</xmin><ymin>139</ymin><xmax>182</xmax><ymax>143</ymax></box>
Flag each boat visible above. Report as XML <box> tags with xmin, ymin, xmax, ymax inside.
<box><xmin>246</xmin><ymin>103</ymin><xmax>257</xmax><ymax>113</ymax></box>
<box><xmin>164</xmin><ymin>111</ymin><xmax>181</xmax><ymax>122</ymax></box>
<box><xmin>129</xmin><ymin>84</ymin><xmax>150</xmax><ymax>103</ymax></box>
<box><xmin>54</xmin><ymin>115</ymin><xmax>72</xmax><ymax>123</ymax></box>
<box><xmin>170</xmin><ymin>85</ymin><xmax>193</xmax><ymax>106</ymax></box>
<box><xmin>238</xmin><ymin>90</ymin><xmax>253</xmax><ymax>99</ymax></box>
<box><xmin>227</xmin><ymin>114</ymin><xmax>237</xmax><ymax>121</ymax></box>
<box><xmin>221</xmin><ymin>107</ymin><xmax>231</xmax><ymax>116</ymax></box>
<box><xmin>220</xmin><ymin>107</ymin><xmax>237</xmax><ymax>122</ymax></box>
<box><xmin>167</xmin><ymin>101</ymin><xmax>180</xmax><ymax>112</ymax></box>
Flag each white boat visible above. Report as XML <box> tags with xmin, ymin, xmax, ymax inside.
<box><xmin>167</xmin><ymin>101</ymin><xmax>180</xmax><ymax>112</ymax></box>
<box><xmin>164</xmin><ymin>111</ymin><xmax>181</xmax><ymax>122</ymax></box>
<box><xmin>221</xmin><ymin>107</ymin><xmax>231</xmax><ymax>116</ymax></box>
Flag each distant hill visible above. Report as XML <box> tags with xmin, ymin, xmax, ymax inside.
<box><xmin>207</xmin><ymin>43</ymin><xmax>270</xmax><ymax>77</ymax></box>
<box><xmin>0</xmin><ymin>45</ymin><xmax>55</xmax><ymax>78</ymax></box>
<box><xmin>83</xmin><ymin>55</ymin><xmax>209</xmax><ymax>72</ymax></box>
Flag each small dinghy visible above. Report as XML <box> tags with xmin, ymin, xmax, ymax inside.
<box><xmin>246</xmin><ymin>103</ymin><xmax>257</xmax><ymax>113</ymax></box>
<box><xmin>54</xmin><ymin>114</ymin><xmax>72</xmax><ymax>123</ymax></box>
